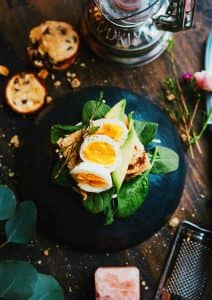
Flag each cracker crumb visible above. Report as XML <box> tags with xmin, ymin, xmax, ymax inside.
<box><xmin>46</xmin><ymin>96</ymin><xmax>53</xmax><ymax>104</ymax></box>
<box><xmin>71</xmin><ymin>73</ymin><xmax>76</xmax><ymax>78</ymax></box>
<box><xmin>0</xmin><ymin>65</ymin><xmax>9</xmax><ymax>77</ymax></box>
<box><xmin>37</xmin><ymin>69</ymin><xmax>49</xmax><ymax>79</ymax></box>
<box><xmin>141</xmin><ymin>281</ymin><xmax>146</xmax><ymax>286</ymax></box>
<box><xmin>168</xmin><ymin>216</ymin><xmax>180</xmax><ymax>228</ymax></box>
<box><xmin>8</xmin><ymin>172</ymin><xmax>15</xmax><ymax>177</ymax></box>
<box><xmin>80</xmin><ymin>63</ymin><xmax>86</xmax><ymax>68</ymax></box>
<box><xmin>191</xmin><ymin>213</ymin><xmax>195</xmax><ymax>218</ymax></box>
<box><xmin>70</xmin><ymin>78</ymin><xmax>81</xmax><ymax>88</ymax></box>
<box><xmin>68</xmin><ymin>286</ymin><xmax>72</xmax><ymax>293</ymax></box>
<box><xmin>37</xmin><ymin>260</ymin><xmax>42</xmax><ymax>265</ymax></box>
<box><xmin>43</xmin><ymin>249</ymin><xmax>49</xmax><ymax>256</ymax></box>
<box><xmin>33</xmin><ymin>60</ymin><xmax>44</xmax><ymax>68</ymax></box>
<box><xmin>51</xmin><ymin>74</ymin><xmax>56</xmax><ymax>80</ymax></box>
<box><xmin>180</xmin><ymin>207</ymin><xmax>185</xmax><ymax>211</ymax></box>
<box><xmin>66</xmin><ymin>71</ymin><xmax>72</xmax><ymax>77</ymax></box>
<box><xmin>9</xmin><ymin>135</ymin><xmax>20</xmax><ymax>148</ymax></box>
<box><xmin>54</xmin><ymin>80</ymin><xmax>62</xmax><ymax>87</ymax></box>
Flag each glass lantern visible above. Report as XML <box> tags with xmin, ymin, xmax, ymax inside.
<box><xmin>81</xmin><ymin>0</ymin><xmax>196</xmax><ymax>66</ymax></box>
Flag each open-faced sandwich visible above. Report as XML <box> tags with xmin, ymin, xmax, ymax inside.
<box><xmin>51</xmin><ymin>93</ymin><xmax>179</xmax><ymax>224</ymax></box>
<box><xmin>27</xmin><ymin>20</ymin><xmax>79</xmax><ymax>70</ymax></box>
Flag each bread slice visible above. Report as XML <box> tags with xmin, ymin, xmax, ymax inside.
<box><xmin>27</xmin><ymin>20</ymin><xmax>79</xmax><ymax>70</ymax></box>
<box><xmin>6</xmin><ymin>72</ymin><xmax>46</xmax><ymax>114</ymax></box>
<box><xmin>126</xmin><ymin>137</ymin><xmax>151</xmax><ymax>179</ymax></box>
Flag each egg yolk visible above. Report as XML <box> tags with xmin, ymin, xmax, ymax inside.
<box><xmin>83</xmin><ymin>142</ymin><xmax>116</xmax><ymax>166</ymax></box>
<box><xmin>96</xmin><ymin>124</ymin><xmax>123</xmax><ymax>141</ymax></box>
<box><xmin>75</xmin><ymin>173</ymin><xmax>106</xmax><ymax>187</ymax></box>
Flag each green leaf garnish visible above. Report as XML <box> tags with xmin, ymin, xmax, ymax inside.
<box><xmin>5</xmin><ymin>201</ymin><xmax>37</xmax><ymax>244</ymax></box>
<box><xmin>148</xmin><ymin>146</ymin><xmax>179</xmax><ymax>174</ymax></box>
<box><xmin>82</xmin><ymin>188</ymin><xmax>115</xmax><ymax>214</ymax></box>
<box><xmin>50</xmin><ymin>124</ymin><xmax>84</xmax><ymax>144</ymax></box>
<box><xmin>134</xmin><ymin>120</ymin><xmax>158</xmax><ymax>145</ymax></box>
<box><xmin>117</xmin><ymin>174</ymin><xmax>148</xmax><ymax>218</ymax></box>
<box><xmin>82</xmin><ymin>93</ymin><xmax>110</xmax><ymax>124</ymax></box>
<box><xmin>0</xmin><ymin>185</ymin><xmax>16</xmax><ymax>221</ymax></box>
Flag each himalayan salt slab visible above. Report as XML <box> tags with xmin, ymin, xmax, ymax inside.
<box><xmin>95</xmin><ymin>266</ymin><xmax>140</xmax><ymax>300</ymax></box>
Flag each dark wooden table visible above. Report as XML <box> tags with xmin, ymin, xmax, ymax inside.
<box><xmin>0</xmin><ymin>1</ymin><xmax>211</xmax><ymax>299</ymax></box>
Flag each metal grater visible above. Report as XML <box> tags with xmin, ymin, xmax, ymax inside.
<box><xmin>155</xmin><ymin>221</ymin><xmax>212</xmax><ymax>300</ymax></box>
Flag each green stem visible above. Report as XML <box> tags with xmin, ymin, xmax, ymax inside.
<box><xmin>189</xmin><ymin>111</ymin><xmax>212</xmax><ymax>145</ymax></box>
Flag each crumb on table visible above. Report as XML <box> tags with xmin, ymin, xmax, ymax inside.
<box><xmin>0</xmin><ymin>65</ymin><xmax>10</xmax><ymax>77</ymax></box>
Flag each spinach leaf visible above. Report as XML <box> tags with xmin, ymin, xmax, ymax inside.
<box><xmin>82</xmin><ymin>188</ymin><xmax>114</xmax><ymax>214</ymax></box>
<box><xmin>103</xmin><ymin>198</ymin><xmax>116</xmax><ymax>225</ymax></box>
<box><xmin>134</xmin><ymin>120</ymin><xmax>158</xmax><ymax>145</ymax></box>
<box><xmin>117</xmin><ymin>175</ymin><xmax>148</xmax><ymax>218</ymax></box>
<box><xmin>50</xmin><ymin>124</ymin><xmax>83</xmax><ymax>144</ymax></box>
<box><xmin>52</xmin><ymin>161</ymin><xmax>73</xmax><ymax>188</ymax></box>
<box><xmin>82</xmin><ymin>100</ymin><xmax>110</xmax><ymax>124</ymax></box>
<box><xmin>149</xmin><ymin>146</ymin><xmax>179</xmax><ymax>174</ymax></box>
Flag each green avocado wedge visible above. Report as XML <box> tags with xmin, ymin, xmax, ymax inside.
<box><xmin>105</xmin><ymin>99</ymin><xmax>126</xmax><ymax>122</ymax></box>
<box><xmin>112</xmin><ymin>114</ymin><xmax>138</xmax><ymax>191</ymax></box>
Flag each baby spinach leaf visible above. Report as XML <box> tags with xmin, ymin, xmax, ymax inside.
<box><xmin>52</xmin><ymin>162</ymin><xmax>73</xmax><ymax>188</ymax></box>
<box><xmin>50</xmin><ymin>124</ymin><xmax>84</xmax><ymax>144</ymax></box>
<box><xmin>82</xmin><ymin>188</ymin><xmax>114</xmax><ymax>214</ymax></box>
<box><xmin>103</xmin><ymin>198</ymin><xmax>116</xmax><ymax>225</ymax></box>
<box><xmin>0</xmin><ymin>260</ymin><xmax>37</xmax><ymax>300</ymax></box>
<box><xmin>82</xmin><ymin>100</ymin><xmax>110</xmax><ymax>124</ymax></box>
<box><xmin>117</xmin><ymin>175</ymin><xmax>148</xmax><ymax>218</ymax></box>
<box><xmin>134</xmin><ymin>120</ymin><xmax>158</xmax><ymax>145</ymax></box>
<box><xmin>149</xmin><ymin>146</ymin><xmax>179</xmax><ymax>174</ymax></box>
<box><xmin>0</xmin><ymin>185</ymin><xmax>16</xmax><ymax>221</ymax></box>
<box><xmin>5</xmin><ymin>201</ymin><xmax>37</xmax><ymax>244</ymax></box>
<box><xmin>29</xmin><ymin>273</ymin><xmax>64</xmax><ymax>300</ymax></box>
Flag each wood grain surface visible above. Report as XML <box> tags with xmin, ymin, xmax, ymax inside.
<box><xmin>0</xmin><ymin>0</ymin><xmax>211</xmax><ymax>299</ymax></box>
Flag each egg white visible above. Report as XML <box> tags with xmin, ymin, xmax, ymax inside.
<box><xmin>79</xmin><ymin>135</ymin><xmax>122</xmax><ymax>172</ymax></box>
<box><xmin>92</xmin><ymin>118</ymin><xmax>128</xmax><ymax>145</ymax></box>
<box><xmin>70</xmin><ymin>161</ymin><xmax>112</xmax><ymax>193</ymax></box>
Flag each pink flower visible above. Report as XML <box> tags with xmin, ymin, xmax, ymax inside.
<box><xmin>194</xmin><ymin>70</ymin><xmax>212</xmax><ymax>92</ymax></box>
<box><xmin>182</xmin><ymin>72</ymin><xmax>193</xmax><ymax>80</ymax></box>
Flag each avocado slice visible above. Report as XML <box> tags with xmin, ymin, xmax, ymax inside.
<box><xmin>112</xmin><ymin>114</ymin><xmax>137</xmax><ymax>191</ymax></box>
<box><xmin>105</xmin><ymin>99</ymin><xmax>126</xmax><ymax>122</ymax></box>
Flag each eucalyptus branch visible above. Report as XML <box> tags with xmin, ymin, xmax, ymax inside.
<box><xmin>0</xmin><ymin>240</ymin><xmax>8</xmax><ymax>249</ymax></box>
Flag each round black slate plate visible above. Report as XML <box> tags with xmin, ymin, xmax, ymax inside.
<box><xmin>19</xmin><ymin>86</ymin><xmax>186</xmax><ymax>252</ymax></box>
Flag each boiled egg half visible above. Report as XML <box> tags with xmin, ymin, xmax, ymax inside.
<box><xmin>70</xmin><ymin>162</ymin><xmax>112</xmax><ymax>193</ymax></box>
<box><xmin>92</xmin><ymin>118</ymin><xmax>128</xmax><ymax>145</ymax></box>
<box><xmin>80</xmin><ymin>135</ymin><xmax>121</xmax><ymax>172</ymax></box>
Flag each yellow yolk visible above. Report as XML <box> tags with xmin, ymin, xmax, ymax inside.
<box><xmin>82</xmin><ymin>141</ymin><xmax>116</xmax><ymax>166</ymax></box>
<box><xmin>75</xmin><ymin>173</ymin><xmax>106</xmax><ymax>187</ymax></box>
<box><xmin>96</xmin><ymin>124</ymin><xmax>123</xmax><ymax>142</ymax></box>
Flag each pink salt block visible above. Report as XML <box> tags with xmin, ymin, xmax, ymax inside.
<box><xmin>95</xmin><ymin>266</ymin><xmax>140</xmax><ymax>300</ymax></box>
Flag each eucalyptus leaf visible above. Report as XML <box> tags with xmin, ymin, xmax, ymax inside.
<box><xmin>5</xmin><ymin>201</ymin><xmax>37</xmax><ymax>244</ymax></box>
<box><xmin>29</xmin><ymin>273</ymin><xmax>64</xmax><ymax>300</ymax></box>
<box><xmin>0</xmin><ymin>260</ymin><xmax>37</xmax><ymax>300</ymax></box>
<box><xmin>117</xmin><ymin>175</ymin><xmax>148</xmax><ymax>218</ymax></box>
<box><xmin>82</xmin><ymin>100</ymin><xmax>110</xmax><ymax>124</ymax></box>
<box><xmin>149</xmin><ymin>146</ymin><xmax>179</xmax><ymax>174</ymax></box>
<box><xmin>0</xmin><ymin>185</ymin><xmax>16</xmax><ymax>221</ymax></box>
<box><xmin>134</xmin><ymin>120</ymin><xmax>158</xmax><ymax>145</ymax></box>
<box><xmin>50</xmin><ymin>124</ymin><xmax>84</xmax><ymax>144</ymax></box>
